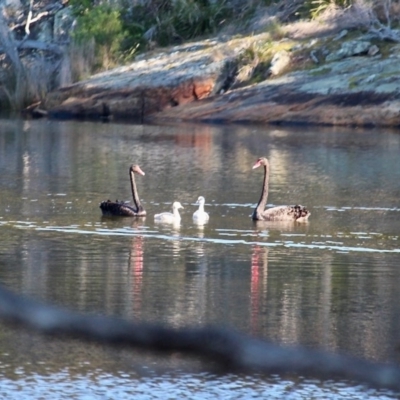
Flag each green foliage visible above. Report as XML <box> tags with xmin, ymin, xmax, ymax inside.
<box><xmin>123</xmin><ymin>0</ymin><xmax>235</xmax><ymax>47</ymax></box>
<box><xmin>71</xmin><ymin>2</ymin><xmax>139</xmax><ymax>71</ymax></box>
<box><xmin>68</xmin><ymin>0</ymin><xmax>359</xmax><ymax>76</ymax></box>
<box><xmin>67</xmin><ymin>0</ymin><xmax>295</xmax><ymax>74</ymax></box>
<box><xmin>74</xmin><ymin>6</ymin><xmax>124</xmax><ymax>48</ymax></box>
<box><xmin>68</xmin><ymin>0</ymin><xmax>93</xmax><ymax>17</ymax></box>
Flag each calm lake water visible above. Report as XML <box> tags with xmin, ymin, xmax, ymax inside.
<box><xmin>0</xmin><ymin>118</ymin><xmax>400</xmax><ymax>398</ymax></box>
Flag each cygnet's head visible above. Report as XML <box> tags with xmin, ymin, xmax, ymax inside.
<box><xmin>172</xmin><ymin>201</ymin><xmax>184</xmax><ymax>210</ymax></box>
<box><xmin>195</xmin><ymin>196</ymin><xmax>205</xmax><ymax>205</ymax></box>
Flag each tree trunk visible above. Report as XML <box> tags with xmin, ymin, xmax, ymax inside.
<box><xmin>0</xmin><ymin>4</ymin><xmax>28</xmax><ymax>108</ymax></box>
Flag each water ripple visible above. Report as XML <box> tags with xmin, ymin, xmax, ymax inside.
<box><xmin>1</xmin><ymin>219</ymin><xmax>399</xmax><ymax>254</ymax></box>
<box><xmin>0</xmin><ymin>370</ymin><xmax>397</xmax><ymax>399</ymax></box>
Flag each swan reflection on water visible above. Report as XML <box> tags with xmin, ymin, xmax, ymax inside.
<box><xmin>100</xmin><ymin>216</ymin><xmax>147</xmax><ymax>230</ymax></box>
<box><xmin>252</xmin><ymin>219</ymin><xmax>310</xmax><ymax>234</ymax></box>
<box><xmin>170</xmin><ymin>222</ymin><xmax>182</xmax><ymax>259</ymax></box>
<box><xmin>98</xmin><ymin>217</ymin><xmax>146</xmax><ymax>319</ymax></box>
<box><xmin>128</xmin><ymin>229</ymin><xmax>145</xmax><ymax>319</ymax></box>
<box><xmin>153</xmin><ymin>218</ymin><xmax>182</xmax><ymax>258</ymax></box>
<box><xmin>250</xmin><ymin>245</ymin><xmax>269</xmax><ymax>336</ymax></box>
<box><xmin>193</xmin><ymin>224</ymin><xmax>205</xmax><ymax>257</ymax></box>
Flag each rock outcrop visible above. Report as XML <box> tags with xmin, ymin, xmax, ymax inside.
<box><xmin>46</xmin><ymin>41</ymin><xmax>400</xmax><ymax>126</ymax></box>
<box><xmin>44</xmin><ymin>29</ymin><xmax>400</xmax><ymax>127</ymax></box>
<box><xmin>148</xmin><ymin>55</ymin><xmax>400</xmax><ymax>127</ymax></box>
<box><xmin>45</xmin><ymin>39</ymin><xmax>248</xmax><ymax>122</ymax></box>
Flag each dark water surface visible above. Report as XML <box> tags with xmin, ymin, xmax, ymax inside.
<box><xmin>0</xmin><ymin>118</ymin><xmax>399</xmax><ymax>398</ymax></box>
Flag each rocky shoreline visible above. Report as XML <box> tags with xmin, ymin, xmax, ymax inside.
<box><xmin>42</xmin><ymin>30</ymin><xmax>400</xmax><ymax>128</ymax></box>
<box><xmin>148</xmin><ymin>55</ymin><xmax>400</xmax><ymax>127</ymax></box>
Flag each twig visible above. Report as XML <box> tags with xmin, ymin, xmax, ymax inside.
<box><xmin>24</xmin><ymin>0</ymin><xmax>34</xmax><ymax>38</ymax></box>
<box><xmin>12</xmin><ymin>11</ymin><xmax>50</xmax><ymax>32</ymax></box>
<box><xmin>0</xmin><ymin>284</ymin><xmax>399</xmax><ymax>392</ymax></box>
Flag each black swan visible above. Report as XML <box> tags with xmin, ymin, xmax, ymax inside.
<box><xmin>252</xmin><ymin>157</ymin><xmax>310</xmax><ymax>222</ymax></box>
<box><xmin>100</xmin><ymin>164</ymin><xmax>146</xmax><ymax>217</ymax></box>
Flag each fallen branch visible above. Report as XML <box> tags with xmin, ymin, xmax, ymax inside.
<box><xmin>10</xmin><ymin>0</ymin><xmax>63</xmax><ymax>32</ymax></box>
<box><xmin>0</xmin><ymin>284</ymin><xmax>399</xmax><ymax>392</ymax></box>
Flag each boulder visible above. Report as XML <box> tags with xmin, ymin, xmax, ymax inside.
<box><xmin>45</xmin><ymin>37</ymin><xmax>258</xmax><ymax>121</ymax></box>
<box><xmin>326</xmin><ymin>40</ymin><xmax>372</xmax><ymax>62</ymax></box>
<box><xmin>148</xmin><ymin>56</ymin><xmax>400</xmax><ymax>127</ymax></box>
<box><xmin>269</xmin><ymin>50</ymin><xmax>291</xmax><ymax>76</ymax></box>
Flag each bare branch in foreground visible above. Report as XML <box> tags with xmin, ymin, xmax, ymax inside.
<box><xmin>0</xmin><ymin>285</ymin><xmax>399</xmax><ymax>392</ymax></box>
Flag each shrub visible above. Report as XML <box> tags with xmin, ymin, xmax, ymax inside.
<box><xmin>71</xmin><ymin>2</ymin><xmax>136</xmax><ymax>71</ymax></box>
<box><xmin>122</xmin><ymin>0</ymin><xmax>235</xmax><ymax>46</ymax></box>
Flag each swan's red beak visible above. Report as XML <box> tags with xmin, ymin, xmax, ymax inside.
<box><xmin>252</xmin><ymin>160</ymin><xmax>261</xmax><ymax>169</ymax></box>
<box><xmin>137</xmin><ymin>167</ymin><xmax>145</xmax><ymax>176</ymax></box>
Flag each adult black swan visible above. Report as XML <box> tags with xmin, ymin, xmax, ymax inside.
<box><xmin>100</xmin><ymin>164</ymin><xmax>146</xmax><ymax>217</ymax></box>
<box><xmin>252</xmin><ymin>157</ymin><xmax>310</xmax><ymax>222</ymax></box>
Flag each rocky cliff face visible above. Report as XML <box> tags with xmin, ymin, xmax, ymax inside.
<box><xmin>148</xmin><ymin>54</ymin><xmax>400</xmax><ymax>127</ymax></box>
<box><xmin>44</xmin><ymin>38</ymin><xmax>242</xmax><ymax>122</ymax></box>
<box><xmin>44</xmin><ymin>29</ymin><xmax>400</xmax><ymax>127</ymax></box>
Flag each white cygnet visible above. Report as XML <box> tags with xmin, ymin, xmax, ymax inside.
<box><xmin>192</xmin><ymin>196</ymin><xmax>209</xmax><ymax>223</ymax></box>
<box><xmin>154</xmin><ymin>201</ymin><xmax>184</xmax><ymax>223</ymax></box>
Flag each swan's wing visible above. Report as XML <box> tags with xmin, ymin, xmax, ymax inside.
<box><xmin>100</xmin><ymin>200</ymin><xmax>139</xmax><ymax>216</ymax></box>
<box><xmin>154</xmin><ymin>212</ymin><xmax>175</xmax><ymax>222</ymax></box>
<box><xmin>100</xmin><ymin>200</ymin><xmax>146</xmax><ymax>217</ymax></box>
<box><xmin>261</xmin><ymin>205</ymin><xmax>310</xmax><ymax>221</ymax></box>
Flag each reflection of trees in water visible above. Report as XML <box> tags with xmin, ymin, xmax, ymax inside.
<box><xmin>174</xmin><ymin>125</ymin><xmax>213</xmax><ymax>150</ymax></box>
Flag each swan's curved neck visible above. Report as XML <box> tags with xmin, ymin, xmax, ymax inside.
<box><xmin>198</xmin><ymin>203</ymin><xmax>205</xmax><ymax>213</ymax></box>
<box><xmin>130</xmin><ymin>170</ymin><xmax>142</xmax><ymax>212</ymax></box>
<box><xmin>256</xmin><ymin>162</ymin><xmax>269</xmax><ymax>213</ymax></box>
<box><xmin>173</xmin><ymin>208</ymin><xmax>181</xmax><ymax>219</ymax></box>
